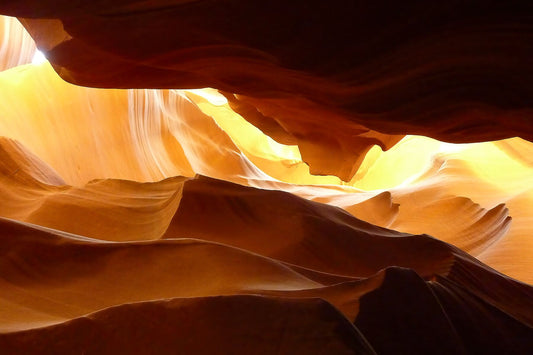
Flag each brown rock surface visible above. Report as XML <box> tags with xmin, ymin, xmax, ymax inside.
<box><xmin>0</xmin><ymin>4</ymin><xmax>532</xmax><ymax>354</ymax></box>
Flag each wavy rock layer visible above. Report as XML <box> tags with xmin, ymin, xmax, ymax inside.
<box><xmin>0</xmin><ymin>147</ymin><xmax>531</xmax><ymax>350</ymax></box>
<box><xmin>0</xmin><ymin>174</ymin><xmax>532</xmax><ymax>352</ymax></box>
<box><xmin>0</xmin><ymin>5</ymin><xmax>532</xmax><ymax>354</ymax></box>
<box><xmin>0</xmin><ymin>296</ymin><xmax>374</xmax><ymax>355</ymax></box>
<box><xmin>0</xmin><ymin>140</ymin><xmax>532</xmax><ymax>353</ymax></box>
<box><xmin>0</xmin><ymin>60</ymin><xmax>531</xmax><ymax>283</ymax></box>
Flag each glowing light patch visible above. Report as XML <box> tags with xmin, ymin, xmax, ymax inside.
<box><xmin>439</xmin><ymin>141</ymin><xmax>471</xmax><ymax>154</ymax></box>
<box><xmin>31</xmin><ymin>50</ymin><xmax>47</xmax><ymax>64</ymax></box>
<box><xmin>184</xmin><ymin>88</ymin><xmax>228</xmax><ymax>106</ymax></box>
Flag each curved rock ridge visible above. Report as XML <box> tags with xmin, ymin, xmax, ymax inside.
<box><xmin>0</xmin><ymin>137</ymin><xmax>65</xmax><ymax>187</ymax></box>
<box><xmin>0</xmin><ymin>136</ymin><xmax>188</xmax><ymax>241</ymax></box>
<box><xmin>0</xmin><ymin>138</ymin><xmax>531</xmax><ymax>352</ymax></box>
<box><xmin>0</xmin><ymin>134</ymin><xmax>530</xmax><ymax>282</ymax></box>
<box><xmin>0</xmin><ymin>4</ymin><xmax>532</xmax><ymax>353</ymax></box>
<box><xmin>355</xmin><ymin>267</ymin><xmax>533</xmax><ymax>354</ymax></box>
<box><xmin>0</xmin><ymin>295</ymin><xmax>376</xmax><ymax>355</ymax></box>
<box><xmin>1</xmin><ymin>2</ymin><xmax>533</xmax><ymax>178</ymax></box>
<box><xmin>0</xmin><ymin>216</ymin><xmax>531</xmax><ymax>352</ymax></box>
<box><xmin>164</xmin><ymin>176</ymin><xmax>455</xmax><ymax>278</ymax></box>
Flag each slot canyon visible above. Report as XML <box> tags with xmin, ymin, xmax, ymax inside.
<box><xmin>0</xmin><ymin>2</ymin><xmax>532</xmax><ymax>354</ymax></box>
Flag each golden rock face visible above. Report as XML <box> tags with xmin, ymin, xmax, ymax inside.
<box><xmin>0</xmin><ymin>7</ymin><xmax>532</xmax><ymax>353</ymax></box>
<box><xmin>0</xmin><ymin>16</ymin><xmax>35</xmax><ymax>71</ymax></box>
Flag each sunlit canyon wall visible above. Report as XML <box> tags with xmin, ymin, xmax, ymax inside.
<box><xmin>0</xmin><ymin>2</ymin><xmax>532</xmax><ymax>354</ymax></box>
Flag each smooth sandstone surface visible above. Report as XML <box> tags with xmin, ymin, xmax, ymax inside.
<box><xmin>0</xmin><ymin>8</ymin><xmax>532</xmax><ymax>355</ymax></box>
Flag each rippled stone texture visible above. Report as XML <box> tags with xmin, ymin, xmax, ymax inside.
<box><xmin>0</xmin><ymin>4</ymin><xmax>532</xmax><ymax>354</ymax></box>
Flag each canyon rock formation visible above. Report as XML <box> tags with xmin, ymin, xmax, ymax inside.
<box><xmin>0</xmin><ymin>2</ymin><xmax>532</xmax><ymax>354</ymax></box>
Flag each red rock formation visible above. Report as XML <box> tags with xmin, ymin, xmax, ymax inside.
<box><xmin>0</xmin><ymin>3</ymin><xmax>532</xmax><ymax>354</ymax></box>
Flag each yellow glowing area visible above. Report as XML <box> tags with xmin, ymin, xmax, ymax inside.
<box><xmin>183</xmin><ymin>89</ymin><xmax>343</xmax><ymax>186</ymax></box>
<box><xmin>449</xmin><ymin>139</ymin><xmax>532</xmax><ymax>193</ymax></box>
<box><xmin>31</xmin><ymin>49</ymin><xmax>47</xmax><ymax>64</ymax></box>
<box><xmin>347</xmin><ymin>137</ymin><xmax>443</xmax><ymax>190</ymax></box>
<box><xmin>182</xmin><ymin>87</ymin><xmax>533</xmax><ymax>199</ymax></box>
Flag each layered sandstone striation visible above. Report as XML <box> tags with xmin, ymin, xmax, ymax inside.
<box><xmin>0</xmin><ymin>4</ymin><xmax>532</xmax><ymax>354</ymax></box>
